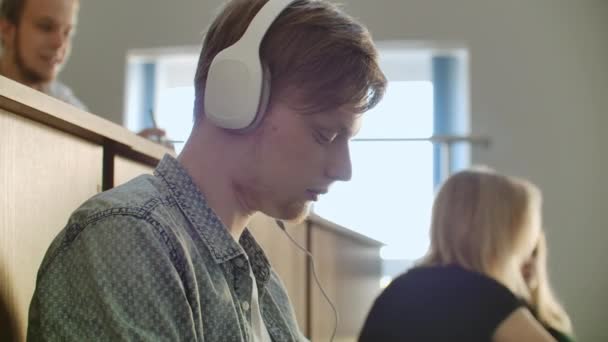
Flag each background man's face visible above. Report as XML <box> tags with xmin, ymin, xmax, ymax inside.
<box><xmin>1</xmin><ymin>0</ymin><xmax>78</xmax><ymax>83</ymax></box>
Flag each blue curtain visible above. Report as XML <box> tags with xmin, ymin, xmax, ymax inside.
<box><xmin>432</xmin><ymin>55</ymin><xmax>470</xmax><ymax>187</ymax></box>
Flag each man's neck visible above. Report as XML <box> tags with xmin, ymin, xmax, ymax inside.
<box><xmin>178</xmin><ymin>127</ymin><xmax>254</xmax><ymax>242</ymax></box>
<box><xmin>0</xmin><ymin>55</ymin><xmax>48</xmax><ymax>92</ymax></box>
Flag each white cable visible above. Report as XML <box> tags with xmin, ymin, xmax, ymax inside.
<box><xmin>275</xmin><ymin>220</ymin><xmax>338</xmax><ymax>342</ymax></box>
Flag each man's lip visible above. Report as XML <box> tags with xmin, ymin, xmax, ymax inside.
<box><xmin>305</xmin><ymin>190</ymin><xmax>319</xmax><ymax>201</ymax></box>
<box><xmin>306</xmin><ymin>188</ymin><xmax>328</xmax><ymax>201</ymax></box>
<box><xmin>307</xmin><ymin>188</ymin><xmax>328</xmax><ymax>195</ymax></box>
<box><xmin>41</xmin><ymin>55</ymin><xmax>62</xmax><ymax>64</ymax></box>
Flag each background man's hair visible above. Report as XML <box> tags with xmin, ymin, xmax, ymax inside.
<box><xmin>0</xmin><ymin>0</ymin><xmax>26</xmax><ymax>24</ymax></box>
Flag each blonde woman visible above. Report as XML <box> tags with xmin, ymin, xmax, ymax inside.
<box><xmin>522</xmin><ymin>231</ymin><xmax>575</xmax><ymax>341</ymax></box>
<box><xmin>359</xmin><ymin>169</ymin><xmax>557</xmax><ymax>341</ymax></box>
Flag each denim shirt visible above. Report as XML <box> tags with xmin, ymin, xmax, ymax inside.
<box><xmin>28</xmin><ymin>155</ymin><xmax>307</xmax><ymax>342</ymax></box>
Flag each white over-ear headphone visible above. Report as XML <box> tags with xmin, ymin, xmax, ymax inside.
<box><xmin>204</xmin><ymin>0</ymin><xmax>295</xmax><ymax>131</ymax></box>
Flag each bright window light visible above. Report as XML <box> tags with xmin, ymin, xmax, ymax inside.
<box><xmin>379</xmin><ymin>276</ymin><xmax>393</xmax><ymax>289</ymax></box>
<box><xmin>313</xmin><ymin>81</ymin><xmax>434</xmax><ymax>261</ymax></box>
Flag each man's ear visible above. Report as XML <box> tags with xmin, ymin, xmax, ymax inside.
<box><xmin>0</xmin><ymin>18</ymin><xmax>16</xmax><ymax>49</ymax></box>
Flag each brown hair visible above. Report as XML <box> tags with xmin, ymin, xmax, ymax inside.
<box><xmin>422</xmin><ymin>168</ymin><xmax>542</xmax><ymax>295</ymax></box>
<box><xmin>0</xmin><ymin>0</ymin><xmax>26</xmax><ymax>24</ymax></box>
<box><xmin>193</xmin><ymin>0</ymin><xmax>386</xmax><ymax>123</ymax></box>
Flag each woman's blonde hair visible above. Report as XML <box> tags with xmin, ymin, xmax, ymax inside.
<box><xmin>528</xmin><ymin>230</ymin><xmax>573</xmax><ymax>335</ymax></box>
<box><xmin>421</xmin><ymin>168</ymin><xmax>542</xmax><ymax>298</ymax></box>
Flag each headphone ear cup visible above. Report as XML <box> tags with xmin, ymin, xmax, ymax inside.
<box><xmin>242</xmin><ymin>64</ymin><xmax>272</xmax><ymax>132</ymax></box>
<box><xmin>204</xmin><ymin>46</ymin><xmax>264</xmax><ymax>130</ymax></box>
<box><xmin>203</xmin><ymin>0</ymin><xmax>294</xmax><ymax>131</ymax></box>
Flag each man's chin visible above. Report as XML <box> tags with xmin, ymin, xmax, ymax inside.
<box><xmin>21</xmin><ymin>68</ymin><xmax>55</xmax><ymax>84</ymax></box>
<box><xmin>264</xmin><ymin>201</ymin><xmax>311</xmax><ymax>224</ymax></box>
<box><xmin>39</xmin><ymin>69</ymin><xmax>58</xmax><ymax>82</ymax></box>
<box><xmin>32</xmin><ymin>63</ymin><xmax>61</xmax><ymax>82</ymax></box>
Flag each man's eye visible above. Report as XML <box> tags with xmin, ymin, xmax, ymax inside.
<box><xmin>318</xmin><ymin>133</ymin><xmax>330</xmax><ymax>143</ymax></box>
<box><xmin>38</xmin><ymin>23</ymin><xmax>54</xmax><ymax>32</ymax></box>
<box><xmin>315</xmin><ymin>130</ymin><xmax>337</xmax><ymax>145</ymax></box>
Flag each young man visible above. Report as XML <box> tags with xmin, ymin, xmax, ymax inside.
<box><xmin>0</xmin><ymin>0</ymin><xmax>85</xmax><ymax>109</ymax></box>
<box><xmin>27</xmin><ymin>0</ymin><xmax>386</xmax><ymax>340</ymax></box>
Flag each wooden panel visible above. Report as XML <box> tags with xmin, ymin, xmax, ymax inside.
<box><xmin>113</xmin><ymin>155</ymin><xmax>155</xmax><ymax>186</ymax></box>
<box><xmin>0</xmin><ymin>109</ymin><xmax>103</xmax><ymax>341</ymax></box>
<box><xmin>0</xmin><ymin>75</ymin><xmax>171</xmax><ymax>162</ymax></box>
<box><xmin>309</xmin><ymin>221</ymin><xmax>383</xmax><ymax>342</ymax></box>
<box><xmin>247</xmin><ymin>214</ymin><xmax>308</xmax><ymax>335</ymax></box>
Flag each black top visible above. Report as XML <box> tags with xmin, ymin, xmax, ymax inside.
<box><xmin>359</xmin><ymin>265</ymin><xmax>522</xmax><ymax>342</ymax></box>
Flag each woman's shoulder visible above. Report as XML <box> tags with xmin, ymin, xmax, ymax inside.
<box><xmin>394</xmin><ymin>264</ymin><xmax>508</xmax><ymax>290</ymax></box>
<box><xmin>387</xmin><ymin>264</ymin><xmax>522</xmax><ymax>315</ymax></box>
<box><xmin>359</xmin><ymin>264</ymin><xmax>524</xmax><ymax>341</ymax></box>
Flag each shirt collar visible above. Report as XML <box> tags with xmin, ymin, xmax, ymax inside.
<box><xmin>154</xmin><ymin>154</ymin><xmax>271</xmax><ymax>285</ymax></box>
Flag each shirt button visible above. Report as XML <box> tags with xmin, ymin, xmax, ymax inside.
<box><xmin>235</xmin><ymin>258</ymin><xmax>245</xmax><ymax>267</ymax></box>
<box><xmin>242</xmin><ymin>301</ymin><xmax>250</xmax><ymax>311</ymax></box>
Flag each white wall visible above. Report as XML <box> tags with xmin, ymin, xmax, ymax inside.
<box><xmin>62</xmin><ymin>0</ymin><xmax>608</xmax><ymax>339</ymax></box>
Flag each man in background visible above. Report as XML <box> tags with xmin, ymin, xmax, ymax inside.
<box><xmin>0</xmin><ymin>0</ymin><xmax>166</xmax><ymax>140</ymax></box>
<box><xmin>0</xmin><ymin>0</ymin><xmax>86</xmax><ymax>108</ymax></box>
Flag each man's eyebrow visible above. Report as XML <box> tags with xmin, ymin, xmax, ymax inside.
<box><xmin>341</xmin><ymin>114</ymin><xmax>363</xmax><ymax>137</ymax></box>
<box><xmin>35</xmin><ymin>16</ymin><xmax>75</xmax><ymax>29</ymax></box>
<box><xmin>310</xmin><ymin>108</ymin><xmax>361</xmax><ymax>136</ymax></box>
<box><xmin>315</xmin><ymin>121</ymin><xmax>351</xmax><ymax>136</ymax></box>
<box><xmin>35</xmin><ymin>17</ymin><xmax>55</xmax><ymax>24</ymax></box>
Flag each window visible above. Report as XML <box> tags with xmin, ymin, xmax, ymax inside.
<box><xmin>313</xmin><ymin>47</ymin><xmax>472</xmax><ymax>283</ymax></box>
<box><xmin>313</xmin><ymin>81</ymin><xmax>435</xmax><ymax>260</ymax></box>
<box><xmin>313</xmin><ymin>50</ymin><xmax>436</xmax><ymax>261</ymax></box>
<box><xmin>125</xmin><ymin>48</ymin><xmax>198</xmax><ymax>153</ymax></box>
